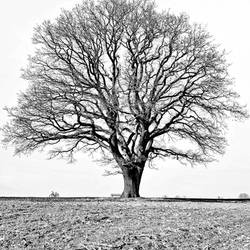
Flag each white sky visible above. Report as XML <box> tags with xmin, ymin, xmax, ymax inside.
<box><xmin>0</xmin><ymin>0</ymin><xmax>250</xmax><ymax>198</ymax></box>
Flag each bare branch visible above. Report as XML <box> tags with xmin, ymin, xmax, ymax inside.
<box><xmin>2</xmin><ymin>0</ymin><xmax>248</xmax><ymax>178</ymax></box>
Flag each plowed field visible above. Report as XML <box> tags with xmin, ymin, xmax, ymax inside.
<box><xmin>0</xmin><ymin>199</ymin><xmax>249</xmax><ymax>249</ymax></box>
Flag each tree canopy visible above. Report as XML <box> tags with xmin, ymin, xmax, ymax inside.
<box><xmin>2</xmin><ymin>0</ymin><xmax>248</xmax><ymax>197</ymax></box>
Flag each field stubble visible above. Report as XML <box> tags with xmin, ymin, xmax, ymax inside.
<box><xmin>0</xmin><ymin>199</ymin><xmax>249</xmax><ymax>249</ymax></box>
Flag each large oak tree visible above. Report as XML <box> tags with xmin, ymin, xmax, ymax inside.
<box><xmin>2</xmin><ymin>0</ymin><xmax>248</xmax><ymax>197</ymax></box>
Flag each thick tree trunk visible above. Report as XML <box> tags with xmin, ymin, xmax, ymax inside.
<box><xmin>121</xmin><ymin>163</ymin><xmax>144</xmax><ymax>198</ymax></box>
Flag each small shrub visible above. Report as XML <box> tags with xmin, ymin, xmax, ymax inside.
<box><xmin>238</xmin><ymin>193</ymin><xmax>249</xmax><ymax>199</ymax></box>
<box><xmin>49</xmin><ymin>191</ymin><xmax>60</xmax><ymax>198</ymax></box>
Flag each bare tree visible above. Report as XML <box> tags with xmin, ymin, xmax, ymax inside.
<box><xmin>2</xmin><ymin>0</ymin><xmax>248</xmax><ymax>197</ymax></box>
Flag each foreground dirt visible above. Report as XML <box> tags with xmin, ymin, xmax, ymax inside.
<box><xmin>0</xmin><ymin>199</ymin><xmax>249</xmax><ymax>249</ymax></box>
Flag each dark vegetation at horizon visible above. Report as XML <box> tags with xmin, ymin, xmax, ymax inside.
<box><xmin>0</xmin><ymin>196</ymin><xmax>249</xmax><ymax>202</ymax></box>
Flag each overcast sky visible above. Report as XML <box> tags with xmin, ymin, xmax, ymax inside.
<box><xmin>0</xmin><ymin>0</ymin><xmax>250</xmax><ymax>198</ymax></box>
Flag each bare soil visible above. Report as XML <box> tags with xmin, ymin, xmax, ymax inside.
<box><xmin>0</xmin><ymin>199</ymin><xmax>249</xmax><ymax>249</ymax></box>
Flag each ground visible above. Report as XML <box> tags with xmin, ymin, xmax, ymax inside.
<box><xmin>0</xmin><ymin>198</ymin><xmax>249</xmax><ymax>249</ymax></box>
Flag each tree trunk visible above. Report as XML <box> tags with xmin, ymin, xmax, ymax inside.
<box><xmin>121</xmin><ymin>163</ymin><xmax>144</xmax><ymax>198</ymax></box>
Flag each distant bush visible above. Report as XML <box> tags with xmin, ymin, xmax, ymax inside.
<box><xmin>49</xmin><ymin>191</ymin><xmax>60</xmax><ymax>198</ymax></box>
<box><xmin>238</xmin><ymin>193</ymin><xmax>249</xmax><ymax>199</ymax></box>
<box><xmin>174</xmin><ymin>195</ymin><xmax>187</xmax><ymax>198</ymax></box>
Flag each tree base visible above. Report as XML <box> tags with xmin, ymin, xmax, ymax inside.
<box><xmin>120</xmin><ymin>192</ymin><xmax>140</xmax><ymax>198</ymax></box>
